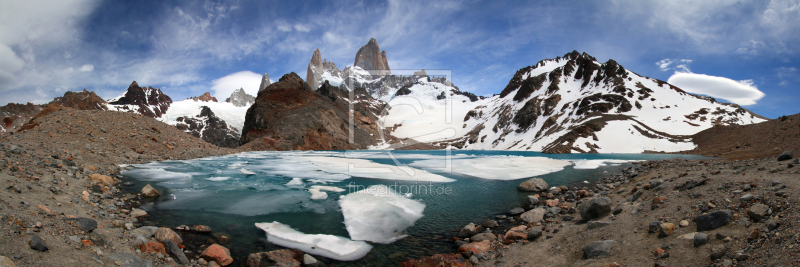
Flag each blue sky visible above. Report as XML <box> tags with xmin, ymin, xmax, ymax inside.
<box><xmin>1</xmin><ymin>0</ymin><xmax>798</xmax><ymax>118</ymax></box>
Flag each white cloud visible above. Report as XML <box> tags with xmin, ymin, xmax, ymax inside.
<box><xmin>656</xmin><ymin>58</ymin><xmax>692</xmax><ymax>72</ymax></box>
<box><xmin>210</xmin><ymin>71</ymin><xmax>263</xmax><ymax>99</ymax></box>
<box><xmin>667</xmin><ymin>72</ymin><xmax>766</xmax><ymax>106</ymax></box>
<box><xmin>79</xmin><ymin>64</ymin><xmax>94</xmax><ymax>72</ymax></box>
<box><xmin>294</xmin><ymin>24</ymin><xmax>310</xmax><ymax>32</ymax></box>
<box><xmin>656</xmin><ymin>59</ymin><xmax>673</xmax><ymax>71</ymax></box>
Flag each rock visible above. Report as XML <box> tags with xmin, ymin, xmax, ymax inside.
<box><xmin>655</xmin><ymin>247</ymin><xmax>669</xmax><ymax>258</ymax></box>
<box><xmin>520</xmin><ymin>208</ymin><xmax>546</xmax><ymax>223</ymax></box>
<box><xmin>578</xmin><ymin>197</ymin><xmax>612</xmax><ymax>221</ymax></box>
<box><xmin>68</xmin><ymin>217</ymin><xmax>97</xmax><ymax>233</ymax></box>
<box><xmin>612</xmin><ymin>205</ymin><xmax>623</xmax><ymax>215</ymax></box>
<box><xmin>710</xmin><ymin>244</ymin><xmax>727</xmax><ymax>260</ymax></box>
<box><xmin>503</xmin><ymin>231</ymin><xmax>527</xmax><ymax>244</ymax></box>
<box><xmin>695</xmin><ymin>210</ymin><xmax>732</xmax><ymax>231</ymax></box>
<box><xmin>108</xmin><ymin>252</ymin><xmax>153</xmax><ymax>267</ymax></box>
<box><xmin>130</xmin><ymin>208</ymin><xmax>147</xmax><ymax>218</ymax></box>
<box><xmin>470</xmin><ymin>233</ymin><xmax>496</xmax><ymax>242</ymax></box>
<box><xmin>507</xmin><ymin>207</ymin><xmax>525</xmax><ymax>215</ymax></box>
<box><xmin>582</xmin><ymin>240</ymin><xmax>615</xmax><ymax>259</ymax></box>
<box><xmin>140</xmin><ymin>184</ymin><xmax>160</xmax><ymax>197</ymax></box>
<box><xmin>767</xmin><ymin>220</ymin><xmax>780</xmax><ymax>231</ymax></box>
<box><xmin>303</xmin><ymin>254</ymin><xmax>323</xmax><ymax>267</ymax></box>
<box><xmin>131</xmin><ymin>226</ymin><xmax>157</xmax><ymax>237</ymax></box>
<box><xmin>29</xmin><ymin>235</ymin><xmax>48</xmax><ymax>252</ymax></box>
<box><xmin>0</xmin><ymin>256</ymin><xmax>16</xmax><ymax>267</ymax></box>
<box><xmin>482</xmin><ymin>219</ymin><xmax>498</xmax><ymax>228</ymax></box>
<box><xmin>517</xmin><ymin>178</ymin><xmax>548</xmax><ymax>192</ymax></box>
<box><xmin>191</xmin><ymin>225</ymin><xmax>212</xmax><ymax>232</ymax></box>
<box><xmin>154</xmin><ymin>227</ymin><xmax>183</xmax><ymax>245</ymax></box>
<box><xmin>627</xmin><ymin>190</ymin><xmax>643</xmax><ymax>202</ymax></box>
<box><xmin>399</xmin><ymin>254</ymin><xmax>472</xmax><ymax>267</ymax></box>
<box><xmin>244</xmin><ymin>250</ymin><xmax>303</xmax><ymax>267</ymax></box>
<box><xmin>163</xmin><ymin>239</ymin><xmax>189</xmax><ymax>265</ymax></box>
<box><xmin>354</xmin><ymin>38</ymin><xmax>391</xmax><ymax>73</ymax></box>
<box><xmin>658</xmin><ymin>223</ymin><xmax>676</xmax><ymax>238</ymax></box>
<box><xmin>88</xmin><ymin>174</ymin><xmax>115</xmax><ymax>186</ymax></box>
<box><xmin>202</xmin><ymin>244</ymin><xmax>233</xmax><ymax>266</ymax></box>
<box><xmin>740</xmin><ymin>193</ymin><xmax>753</xmax><ymax>202</ymax></box>
<box><xmin>469</xmin><ymin>255</ymin><xmax>479</xmax><ymax>265</ymax></box>
<box><xmin>777</xmin><ymin>150</ymin><xmax>793</xmax><ymax>161</ymax></box>
<box><xmin>545</xmin><ymin>199</ymin><xmax>559</xmax><ymax>207</ymax></box>
<box><xmin>648</xmin><ymin>221</ymin><xmax>661</xmax><ymax>234</ymax></box>
<box><xmin>747</xmin><ymin>204</ymin><xmax>770</xmax><ymax>222</ymax></box>
<box><xmin>587</xmin><ymin>221</ymin><xmax>611</xmax><ymax>230</ymax></box>
<box><xmin>527</xmin><ymin>228</ymin><xmax>543</xmax><ymax>240</ymax></box>
<box><xmin>458</xmin><ymin>223</ymin><xmax>477</xmax><ymax>238</ymax></box>
<box><xmin>694</xmin><ymin>233</ymin><xmax>709</xmax><ymax>247</ymax></box>
<box><xmin>524</xmin><ymin>195</ymin><xmax>539</xmax><ymax>209</ymax></box>
<box><xmin>457</xmin><ymin>240</ymin><xmax>491</xmax><ymax>258</ymax></box>
<box><xmin>142</xmin><ymin>241</ymin><xmax>166</xmax><ymax>255</ymax></box>
<box><xmin>746</xmin><ymin>229</ymin><xmax>760</xmax><ymax>240</ymax></box>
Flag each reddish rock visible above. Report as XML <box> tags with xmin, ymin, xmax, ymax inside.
<box><xmin>655</xmin><ymin>247</ymin><xmax>669</xmax><ymax>258</ymax></box>
<box><xmin>504</xmin><ymin>231</ymin><xmax>527</xmax><ymax>244</ymax></box>
<box><xmin>191</xmin><ymin>225</ymin><xmax>212</xmax><ymax>233</ymax></box>
<box><xmin>244</xmin><ymin>249</ymin><xmax>303</xmax><ymax>267</ymax></box>
<box><xmin>202</xmin><ymin>244</ymin><xmax>233</xmax><ymax>266</ymax></box>
<box><xmin>399</xmin><ymin>254</ymin><xmax>474</xmax><ymax>267</ymax></box>
<box><xmin>154</xmin><ymin>227</ymin><xmax>183</xmax><ymax>245</ymax></box>
<box><xmin>353</xmin><ymin>38</ymin><xmax>391</xmax><ymax>73</ymax></box>
<box><xmin>457</xmin><ymin>240</ymin><xmax>491</xmax><ymax>257</ymax></box>
<box><xmin>140</xmin><ymin>184</ymin><xmax>160</xmax><ymax>197</ymax></box>
<box><xmin>577</xmin><ymin>190</ymin><xmax>591</xmax><ymax>198</ymax></box>
<box><xmin>188</xmin><ymin>92</ymin><xmax>218</xmax><ymax>102</ymax></box>
<box><xmin>545</xmin><ymin>199</ymin><xmax>560</xmax><ymax>207</ymax></box>
<box><xmin>142</xmin><ymin>241</ymin><xmax>166</xmax><ymax>255</ymax></box>
<box><xmin>652</xmin><ymin>196</ymin><xmax>667</xmax><ymax>205</ymax></box>
<box><xmin>88</xmin><ymin>174</ymin><xmax>115</xmax><ymax>186</ymax></box>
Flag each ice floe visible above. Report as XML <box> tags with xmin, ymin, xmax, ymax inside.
<box><xmin>285</xmin><ymin>178</ymin><xmax>304</xmax><ymax>186</ymax></box>
<box><xmin>310</xmin><ymin>185</ymin><xmax>345</xmax><ymax>192</ymax></box>
<box><xmin>308</xmin><ymin>189</ymin><xmax>328</xmax><ymax>200</ymax></box>
<box><xmin>570</xmin><ymin>159</ymin><xmax>640</xmax><ymax>169</ymax></box>
<box><xmin>205</xmin><ymin>177</ymin><xmax>231</xmax><ymax>181</ymax></box>
<box><xmin>409</xmin><ymin>156</ymin><xmax>571</xmax><ymax>180</ymax></box>
<box><xmin>255</xmin><ymin>222</ymin><xmax>373</xmax><ymax>261</ymax></box>
<box><xmin>339</xmin><ymin>185</ymin><xmax>425</xmax><ymax>244</ymax></box>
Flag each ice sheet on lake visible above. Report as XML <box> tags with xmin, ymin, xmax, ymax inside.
<box><xmin>285</xmin><ymin>178</ymin><xmax>304</xmax><ymax>186</ymax></box>
<box><xmin>339</xmin><ymin>185</ymin><xmax>425</xmax><ymax>244</ymax></box>
<box><xmin>121</xmin><ymin>168</ymin><xmax>192</xmax><ymax>181</ymax></box>
<box><xmin>409</xmin><ymin>156</ymin><xmax>571</xmax><ymax>180</ymax></box>
<box><xmin>302</xmin><ymin>156</ymin><xmax>455</xmax><ymax>182</ymax></box>
<box><xmin>255</xmin><ymin>222</ymin><xmax>372</xmax><ymax>261</ymax></box>
<box><xmin>310</xmin><ymin>185</ymin><xmax>345</xmax><ymax>192</ymax></box>
<box><xmin>205</xmin><ymin>177</ymin><xmax>231</xmax><ymax>181</ymax></box>
<box><xmin>157</xmin><ymin>189</ymin><xmax>314</xmax><ymax>216</ymax></box>
<box><xmin>308</xmin><ymin>189</ymin><xmax>328</xmax><ymax>200</ymax></box>
<box><xmin>571</xmin><ymin>159</ymin><xmax>640</xmax><ymax>169</ymax></box>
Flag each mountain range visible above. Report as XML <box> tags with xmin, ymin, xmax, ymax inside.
<box><xmin>0</xmin><ymin>39</ymin><xmax>776</xmax><ymax>154</ymax></box>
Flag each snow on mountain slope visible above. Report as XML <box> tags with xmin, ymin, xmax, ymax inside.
<box><xmin>105</xmin><ymin>81</ymin><xmax>172</xmax><ymax>118</ymax></box>
<box><xmin>160</xmin><ymin>100</ymin><xmax>248</xmax><ymax>133</ymax></box>
<box><xmin>383</xmin><ymin>51</ymin><xmax>766</xmax><ymax>153</ymax></box>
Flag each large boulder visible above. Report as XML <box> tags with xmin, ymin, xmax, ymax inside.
<box><xmin>140</xmin><ymin>184</ymin><xmax>160</xmax><ymax>197</ymax></box>
<box><xmin>777</xmin><ymin>150</ymin><xmax>793</xmax><ymax>161</ymax></box>
<box><xmin>578</xmin><ymin>197</ymin><xmax>612</xmax><ymax>221</ymax></box>
<box><xmin>582</xmin><ymin>240</ymin><xmax>615</xmax><ymax>259</ymax></box>
<box><xmin>458</xmin><ymin>223</ymin><xmax>478</xmax><ymax>238</ymax></box>
<box><xmin>457</xmin><ymin>240</ymin><xmax>491</xmax><ymax>258</ymax></box>
<box><xmin>154</xmin><ymin>227</ymin><xmax>183</xmax><ymax>246</ymax></box>
<box><xmin>695</xmin><ymin>210</ymin><xmax>733</xmax><ymax>231</ymax></box>
<box><xmin>517</xmin><ymin>178</ymin><xmax>548</xmax><ymax>192</ymax></box>
<box><xmin>520</xmin><ymin>208</ymin><xmax>546</xmax><ymax>223</ymax></box>
<box><xmin>202</xmin><ymin>244</ymin><xmax>233</xmax><ymax>266</ymax></box>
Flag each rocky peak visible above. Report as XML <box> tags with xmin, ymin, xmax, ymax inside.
<box><xmin>225</xmin><ymin>88</ymin><xmax>256</xmax><ymax>107</ymax></box>
<box><xmin>188</xmin><ymin>92</ymin><xmax>218</xmax><ymax>102</ymax></box>
<box><xmin>307</xmin><ymin>49</ymin><xmax>324</xmax><ymax>89</ymax></box>
<box><xmin>107</xmin><ymin>81</ymin><xmax>173</xmax><ymax>118</ymax></box>
<box><xmin>50</xmin><ymin>89</ymin><xmax>108</xmax><ymax>111</ymax></box>
<box><xmin>354</xmin><ymin>38</ymin><xmax>390</xmax><ymax>74</ymax></box>
<box><xmin>259</xmin><ymin>73</ymin><xmax>271</xmax><ymax>92</ymax></box>
<box><xmin>175</xmin><ymin>106</ymin><xmax>240</xmax><ymax>148</ymax></box>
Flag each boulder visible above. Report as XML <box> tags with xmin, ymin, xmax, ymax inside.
<box><xmin>164</xmin><ymin>239</ymin><xmax>189</xmax><ymax>265</ymax></box>
<box><xmin>399</xmin><ymin>254</ymin><xmax>473</xmax><ymax>267</ymax></box>
<box><xmin>88</xmin><ymin>174</ymin><xmax>115</xmax><ymax>186</ymax></box>
<box><xmin>244</xmin><ymin>249</ymin><xmax>303</xmax><ymax>267</ymax></box>
<box><xmin>520</xmin><ymin>208</ymin><xmax>546</xmax><ymax>223</ymax></box>
<box><xmin>695</xmin><ymin>210</ymin><xmax>732</xmax><ymax>231</ymax></box>
<box><xmin>524</xmin><ymin>195</ymin><xmax>540</xmax><ymax>209</ymax></box>
<box><xmin>481</xmin><ymin>219</ymin><xmax>498</xmax><ymax>228</ymax></box>
<box><xmin>68</xmin><ymin>217</ymin><xmax>97</xmax><ymax>233</ymax></box>
<box><xmin>503</xmin><ymin>231</ymin><xmax>527</xmax><ymax>244</ymax></box>
<box><xmin>517</xmin><ymin>178</ymin><xmax>548</xmax><ymax>192</ymax></box>
<box><xmin>108</xmin><ymin>253</ymin><xmax>151</xmax><ymax>267</ymax></box>
<box><xmin>458</xmin><ymin>223</ymin><xmax>477</xmax><ymax>238</ymax></box>
<box><xmin>0</xmin><ymin>256</ymin><xmax>16</xmax><ymax>267</ymax></box>
<box><xmin>747</xmin><ymin>204</ymin><xmax>770</xmax><ymax>222</ymax></box>
<box><xmin>657</xmin><ymin>223</ymin><xmax>676</xmax><ymax>238</ymax></box>
<box><xmin>710</xmin><ymin>244</ymin><xmax>727</xmax><ymax>260</ymax></box>
<box><xmin>527</xmin><ymin>227</ymin><xmax>543</xmax><ymax>240</ymax></box>
<box><xmin>694</xmin><ymin>233</ymin><xmax>709</xmax><ymax>247</ymax></box>
<box><xmin>130</xmin><ymin>208</ymin><xmax>148</xmax><ymax>218</ymax></box>
<box><xmin>142</xmin><ymin>241</ymin><xmax>166</xmax><ymax>255</ymax></box>
<box><xmin>777</xmin><ymin>151</ymin><xmax>793</xmax><ymax>161</ymax></box>
<box><xmin>578</xmin><ymin>197</ymin><xmax>612</xmax><ymax>221</ymax></box>
<box><xmin>582</xmin><ymin>240</ymin><xmax>615</xmax><ymax>259</ymax></box>
<box><xmin>202</xmin><ymin>244</ymin><xmax>233</xmax><ymax>266</ymax></box>
<box><xmin>154</xmin><ymin>227</ymin><xmax>183</xmax><ymax>245</ymax></box>
<box><xmin>457</xmin><ymin>240</ymin><xmax>491</xmax><ymax>258</ymax></box>
<box><xmin>140</xmin><ymin>184</ymin><xmax>160</xmax><ymax>197</ymax></box>
<box><xmin>29</xmin><ymin>235</ymin><xmax>48</xmax><ymax>252</ymax></box>
<box><xmin>587</xmin><ymin>221</ymin><xmax>611</xmax><ymax>230</ymax></box>
<box><xmin>470</xmin><ymin>233</ymin><xmax>496</xmax><ymax>242</ymax></box>
<box><xmin>507</xmin><ymin>207</ymin><xmax>525</xmax><ymax>215</ymax></box>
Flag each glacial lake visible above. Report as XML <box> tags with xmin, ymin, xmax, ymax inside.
<box><xmin>120</xmin><ymin>150</ymin><xmax>706</xmax><ymax>266</ymax></box>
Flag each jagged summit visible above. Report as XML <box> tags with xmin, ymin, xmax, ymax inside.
<box><xmin>106</xmin><ymin>81</ymin><xmax>172</xmax><ymax>118</ymax></box>
<box><xmin>187</xmin><ymin>92</ymin><xmax>218</xmax><ymax>102</ymax></box>
<box><xmin>307</xmin><ymin>49</ymin><xmax>324</xmax><ymax>90</ymax></box>
<box><xmin>354</xmin><ymin>38</ymin><xmax>390</xmax><ymax>74</ymax></box>
<box><xmin>259</xmin><ymin>73</ymin><xmax>271</xmax><ymax>92</ymax></box>
<box><xmin>225</xmin><ymin>88</ymin><xmax>255</xmax><ymax>107</ymax></box>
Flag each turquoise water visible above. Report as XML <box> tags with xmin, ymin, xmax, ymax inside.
<box><xmin>120</xmin><ymin>150</ymin><xmax>706</xmax><ymax>266</ymax></box>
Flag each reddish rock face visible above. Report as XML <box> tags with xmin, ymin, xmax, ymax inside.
<box><xmin>51</xmin><ymin>89</ymin><xmax>109</xmax><ymax>111</ymax></box>
<box><xmin>188</xmin><ymin>92</ymin><xmax>218</xmax><ymax>102</ymax></box>
<box><xmin>399</xmin><ymin>254</ymin><xmax>475</xmax><ymax>267</ymax></box>
<box><xmin>456</xmin><ymin>240</ymin><xmax>491</xmax><ymax>258</ymax></box>
<box><xmin>202</xmin><ymin>244</ymin><xmax>233</xmax><ymax>266</ymax></box>
<box><xmin>354</xmin><ymin>38</ymin><xmax>390</xmax><ymax>73</ymax></box>
<box><xmin>306</xmin><ymin>49</ymin><xmax>323</xmax><ymax>89</ymax></box>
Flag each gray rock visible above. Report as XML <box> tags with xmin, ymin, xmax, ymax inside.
<box><xmin>163</xmin><ymin>239</ymin><xmax>189</xmax><ymax>265</ymax></box>
<box><xmin>694</xmin><ymin>233</ymin><xmax>709</xmax><ymax>247</ymax></box>
<box><xmin>471</xmin><ymin>233</ymin><xmax>496</xmax><ymax>242</ymax></box>
<box><xmin>517</xmin><ymin>178</ymin><xmax>548</xmax><ymax>192</ymax></box>
<box><xmin>649</xmin><ymin>180</ymin><xmax>663</xmax><ymax>189</ymax></box>
<box><xmin>587</xmin><ymin>221</ymin><xmax>611</xmax><ymax>230</ymax></box>
<box><xmin>710</xmin><ymin>244</ymin><xmax>727</xmax><ymax>260</ymax></box>
<box><xmin>68</xmin><ymin>217</ymin><xmax>97</xmax><ymax>233</ymax></box>
<box><xmin>469</xmin><ymin>255</ymin><xmax>480</xmax><ymax>265</ymax></box>
<box><xmin>627</xmin><ymin>190</ymin><xmax>643</xmax><ymax>202</ymax></box>
<box><xmin>579</xmin><ymin>197</ymin><xmax>612</xmax><ymax>221</ymax></box>
<box><xmin>109</xmin><ymin>253</ymin><xmax>153</xmax><ymax>267</ymax></box>
<box><xmin>747</xmin><ymin>204</ymin><xmax>770</xmax><ymax>222</ymax></box>
<box><xmin>612</xmin><ymin>205</ymin><xmax>623</xmax><ymax>215</ymax></box>
<box><xmin>131</xmin><ymin>226</ymin><xmax>157</xmax><ymax>238</ymax></box>
<box><xmin>767</xmin><ymin>220</ymin><xmax>780</xmax><ymax>231</ymax></box>
<box><xmin>30</xmin><ymin>235</ymin><xmax>48</xmax><ymax>252</ymax></box>
<box><xmin>520</xmin><ymin>208</ymin><xmax>546</xmax><ymax>223</ymax></box>
<box><xmin>582</xmin><ymin>240</ymin><xmax>615</xmax><ymax>259</ymax></box>
<box><xmin>777</xmin><ymin>151</ymin><xmax>793</xmax><ymax>161</ymax></box>
<box><xmin>458</xmin><ymin>223</ymin><xmax>477</xmax><ymax>238</ymax></box>
<box><xmin>524</xmin><ymin>195</ymin><xmax>539</xmax><ymax>209</ymax></box>
<box><xmin>696</xmin><ymin>210</ymin><xmax>732</xmax><ymax>231</ymax></box>
<box><xmin>740</xmin><ymin>193</ymin><xmax>753</xmax><ymax>202</ymax></box>
<box><xmin>69</xmin><ymin>235</ymin><xmax>81</xmax><ymax>244</ymax></box>
<box><xmin>482</xmin><ymin>219</ymin><xmax>498</xmax><ymax>228</ymax></box>
<box><xmin>507</xmin><ymin>207</ymin><xmax>525</xmax><ymax>215</ymax></box>
<box><xmin>527</xmin><ymin>228</ymin><xmax>543</xmax><ymax>240</ymax></box>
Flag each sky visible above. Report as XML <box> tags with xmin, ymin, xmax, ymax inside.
<box><xmin>1</xmin><ymin>0</ymin><xmax>798</xmax><ymax>119</ymax></box>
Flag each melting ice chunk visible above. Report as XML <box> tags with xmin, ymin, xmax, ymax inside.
<box><xmin>308</xmin><ymin>189</ymin><xmax>328</xmax><ymax>200</ymax></box>
<box><xmin>570</xmin><ymin>159</ymin><xmax>640</xmax><ymax>169</ymax></box>
<box><xmin>285</xmin><ymin>178</ymin><xmax>304</xmax><ymax>186</ymax></box>
<box><xmin>254</xmin><ymin>222</ymin><xmax>372</xmax><ymax>261</ymax></box>
<box><xmin>410</xmin><ymin>156</ymin><xmax>570</xmax><ymax>180</ymax></box>
<box><xmin>310</xmin><ymin>185</ymin><xmax>345</xmax><ymax>192</ymax></box>
<box><xmin>121</xmin><ymin>168</ymin><xmax>192</xmax><ymax>181</ymax></box>
<box><xmin>339</xmin><ymin>185</ymin><xmax>425</xmax><ymax>244</ymax></box>
<box><xmin>205</xmin><ymin>177</ymin><xmax>231</xmax><ymax>182</ymax></box>
<box><xmin>240</xmin><ymin>168</ymin><xmax>256</xmax><ymax>175</ymax></box>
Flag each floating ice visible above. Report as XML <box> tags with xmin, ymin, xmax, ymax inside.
<box><xmin>205</xmin><ymin>177</ymin><xmax>231</xmax><ymax>181</ymax></box>
<box><xmin>121</xmin><ymin>168</ymin><xmax>192</xmax><ymax>181</ymax></box>
<box><xmin>302</xmin><ymin>156</ymin><xmax>455</xmax><ymax>182</ymax></box>
<box><xmin>570</xmin><ymin>159</ymin><xmax>640</xmax><ymax>169</ymax></box>
<box><xmin>285</xmin><ymin>178</ymin><xmax>304</xmax><ymax>186</ymax></box>
<box><xmin>240</xmin><ymin>168</ymin><xmax>256</xmax><ymax>175</ymax></box>
<box><xmin>339</xmin><ymin>185</ymin><xmax>425</xmax><ymax>244</ymax></box>
<box><xmin>255</xmin><ymin>222</ymin><xmax>373</xmax><ymax>261</ymax></box>
<box><xmin>308</xmin><ymin>189</ymin><xmax>328</xmax><ymax>200</ymax></box>
<box><xmin>310</xmin><ymin>185</ymin><xmax>345</xmax><ymax>192</ymax></box>
<box><xmin>410</xmin><ymin>156</ymin><xmax>570</xmax><ymax>180</ymax></box>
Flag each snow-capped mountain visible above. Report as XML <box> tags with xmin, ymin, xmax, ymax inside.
<box><xmin>106</xmin><ymin>81</ymin><xmax>172</xmax><ymax>118</ymax></box>
<box><xmin>225</xmin><ymin>88</ymin><xmax>255</xmax><ymax>107</ymax></box>
<box><xmin>382</xmin><ymin>51</ymin><xmax>766</xmax><ymax>153</ymax></box>
<box><xmin>174</xmin><ymin>106</ymin><xmax>240</xmax><ymax>148</ymax></box>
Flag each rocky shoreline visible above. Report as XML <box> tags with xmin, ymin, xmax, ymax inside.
<box><xmin>401</xmin><ymin>152</ymin><xmax>800</xmax><ymax>267</ymax></box>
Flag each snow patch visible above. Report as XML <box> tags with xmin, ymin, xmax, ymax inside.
<box><xmin>255</xmin><ymin>222</ymin><xmax>373</xmax><ymax>261</ymax></box>
<box><xmin>339</xmin><ymin>185</ymin><xmax>425</xmax><ymax>244</ymax></box>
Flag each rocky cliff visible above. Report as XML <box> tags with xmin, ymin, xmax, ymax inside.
<box><xmin>50</xmin><ymin>89</ymin><xmax>109</xmax><ymax>110</ymax></box>
<box><xmin>306</xmin><ymin>49</ymin><xmax>324</xmax><ymax>90</ymax></box>
<box><xmin>239</xmin><ymin>72</ymin><xmax>383</xmax><ymax>150</ymax></box>
<box><xmin>0</xmin><ymin>103</ymin><xmax>43</xmax><ymax>132</ymax></box>
<box><xmin>106</xmin><ymin>81</ymin><xmax>173</xmax><ymax>118</ymax></box>
<box><xmin>187</xmin><ymin>92</ymin><xmax>218</xmax><ymax>102</ymax></box>
<box><xmin>259</xmin><ymin>73</ymin><xmax>271</xmax><ymax>92</ymax></box>
<box><xmin>354</xmin><ymin>38</ymin><xmax>390</xmax><ymax>74</ymax></box>
<box><xmin>175</xmin><ymin>106</ymin><xmax>240</xmax><ymax>148</ymax></box>
<box><xmin>224</xmin><ymin>88</ymin><xmax>255</xmax><ymax>107</ymax></box>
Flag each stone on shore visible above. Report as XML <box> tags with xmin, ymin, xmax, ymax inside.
<box><xmin>88</xmin><ymin>174</ymin><xmax>115</xmax><ymax>186</ymax></box>
<box><xmin>29</xmin><ymin>235</ymin><xmax>48</xmax><ymax>252</ymax></box>
<box><xmin>471</xmin><ymin>233</ymin><xmax>496</xmax><ymax>242</ymax></box>
<box><xmin>583</xmin><ymin>240</ymin><xmax>615</xmax><ymax>259</ymax></box>
<box><xmin>458</xmin><ymin>223</ymin><xmax>478</xmax><ymax>238</ymax></box>
<box><xmin>108</xmin><ymin>253</ymin><xmax>151</xmax><ymax>267</ymax></box>
<box><xmin>658</xmin><ymin>223</ymin><xmax>676</xmax><ymax>238</ymax></box>
<box><xmin>520</xmin><ymin>208</ymin><xmax>546</xmax><ymax>223</ymax></box>
<box><xmin>587</xmin><ymin>221</ymin><xmax>611</xmax><ymax>230</ymax></box>
<box><xmin>164</xmin><ymin>239</ymin><xmax>189</xmax><ymax>265</ymax></box>
<box><xmin>696</xmin><ymin>210</ymin><xmax>733</xmax><ymax>231</ymax></box>
<box><xmin>457</xmin><ymin>240</ymin><xmax>491</xmax><ymax>258</ymax></box>
<box><xmin>527</xmin><ymin>227</ymin><xmax>543</xmax><ymax>240</ymax></box>
<box><xmin>202</xmin><ymin>244</ymin><xmax>233</xmax><ymax>266</ymax></box>
<box><xmin>747</xmin><ymin>204</ymin><xmax>770</xmax><ymax>222</ymax></box>
<box><xmin>0</xmin><ymin>256</ymin><xmax>16</xmax><ymax>267</ymax></box>
<box><xmin>69</xmin><ymin>217</ymin><xmax>97</xmax><ymax>233</ymax></box>
<box><xmin>517</xmin><ymin>178</ymin><xmax>548</xmax><ymax>192</ymax></box>
<box><xmin>524</xmin><ymin>195</ymin><xmax>539</xmax><ymax>209</ymax></box>
<box><xmin>482</xmin><ymin>219</ymin><xmax>498</xmax><ymax>228</ymax></box>
<box><xmin>694</xmin><ymin>233</ymin><xmax>709</xmax><ymax>247</ymax></box>
<box><xmin>777</xmin><ymin>150</ymin><xmax>793</xmax><ymax>161</ymax></box>
<box><xmin>579</xmin><ymin>197</ymin><xmax>612</xmax><ymax>221</ymax></box>
<box><xmin>140</xmin><ymin>184</ymin><xmax>160</xmax><ymax>197</ymax></box>
<box><xmin>130</xmin><ymin>208</ymin><xmax>148</xmax><ymax>218</ymax></box>
<box><xmin>710</xmin><ymin>245</ymin><xmax>727</xmax><ymax>260</ymax></box>
<box><xmin>154</xmin><ymin>227</ymin><xmax>183</xmax><ymax>246</ymax></box>
<box><xmin>244</xmin><ymin>249</ymin><xmax>303</xmax><ymax>267</ymax></box>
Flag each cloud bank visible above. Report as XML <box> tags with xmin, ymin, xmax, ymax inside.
<box><xmin>668</xmin><ymin>73</ymin><xmax>766</xmax><ymax>106</ymax></box>
<box><xmin>210</xmin><ymin>71</ymin><xmax>265</xmax><ymax>99</ymax></box>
